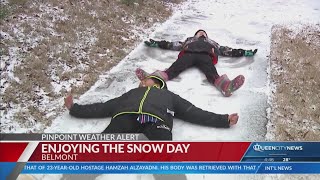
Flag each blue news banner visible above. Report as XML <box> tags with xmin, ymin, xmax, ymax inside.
<box><xmin>21</xmin><ymin>162</ymin><xmax>320</xmax><ymax>174</ymax></box>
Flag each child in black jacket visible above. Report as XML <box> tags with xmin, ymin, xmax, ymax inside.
<box><xmin>65</xmin><ymin>75</ymin><xmax>239</xmax><ymax>140</ymax></box>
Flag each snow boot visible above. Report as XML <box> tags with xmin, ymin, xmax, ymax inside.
<box><xmin>136</xmin><ymin>68</ymin><xmax>150</xmax><ymax>81</ymax></box>
<box><xmin>214</xmin><ymin>74</ymin><xmax>245</xmax><ymax>97</ymax></box>
<box><xmin>136</xmin><ymin>68</ymin><xmax>168</xmax><ymax>81</ymax></box>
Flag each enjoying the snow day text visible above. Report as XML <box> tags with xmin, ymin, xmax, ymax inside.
<box><xmin>40</xmin><ymin>143</ymin><xmax>190</xmax><ymax>161</ymax></box>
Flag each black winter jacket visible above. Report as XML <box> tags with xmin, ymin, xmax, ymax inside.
<box><xmin>69</xmin><ymin>87</ymin><xmax>230</xmax><ymax>129</ymax></box>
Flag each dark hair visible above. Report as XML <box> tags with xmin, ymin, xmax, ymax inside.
<box><xmin>148</xmin><ymin>75</ymin><xmax>168</xmax><ymax>89</ymax></box>
<box><xmin>152</xmin><ymin>78</ymin><xmax>162</xmax><ymax>87</ymax></box>
<box><xmin>194</xmin><ymin>29</ymin><xmax>207</xmax><ymax>37</ymax></box>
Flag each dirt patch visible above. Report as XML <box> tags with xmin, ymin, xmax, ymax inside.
<box><xmin>0</xmin><ymin>0</ymin><xmax>184</xmax><ymax>133</ymax></box>
<box><xmin>267</xmin><ymin>24</ymin><xmax>320</xmax><ymax>140</ymax></box>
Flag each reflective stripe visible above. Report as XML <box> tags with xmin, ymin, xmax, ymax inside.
<box><xmin>146</xmin><ymin>75</ymin><xmax>165</xmax><ymax>89</ymax></box>
<box><xmin>139</xmin><ymin>87</ymin><xmax>150</xmax><ymax>113</ymax></box>
<box><xmin>112</xmin><ymin>111</ymin><xmax>139</xmax><ymax>119</ymax></box>
<box><xmin>113</xmin><ymin>112</ymin><xmax>164</xmax><ymax>122</ymax></box>
<box><xmin>112</xmin><ymin>87</ymin><xmax>164</xmax><ymax>122</ymax></box>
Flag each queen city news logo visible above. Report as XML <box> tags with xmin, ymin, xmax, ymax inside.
<box><xmin>253</xmin><ymin>143</ymin><xmax>303</xmax><ymax>152</ymax></box>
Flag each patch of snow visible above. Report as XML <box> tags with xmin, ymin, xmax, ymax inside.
<box><xmin>0</xmin><ymin>31</ymin><xmax>12</xmax><ymax>40</ymax></box>
<box><xmin>1</xmin><ymin>0</ymin><xmax>8</xmax><ymax>5</ymax></box>
<box><xmin>98</xmin><ymin>53</ymin><xmax>108</xmax><ymax>57</ymax></box>
<box><xmin>122</xmin><ymin>16</ymin><xmax>134</xmax><ymax>24</ymax></box>
<box><xmin>38</xmin><ymin>4</ymin><xmax>69</xmax><ymax>22</ymax></box>
<box><xmin>1</xmin><ymin>1</ymin><xmax>93</xmax><ymax>132</ymax></box>
<box><xmin>0</xmin><ymin>46</ymin><xmax>22</xmax><ymax>92</ymax></box>
<box><xmin>89</xmin><ymin>10</ymin><xmax>98</xmax><ymax>18</ymax></box>
<box><xmin>0</xmin><ymin>104</ymin><xmax>43</xmax><ymax>133</ymax></box>
<box><xmin>121</xmin><ymin>36</ymin><xmax>130</xmax><ymax>41</ymax></box>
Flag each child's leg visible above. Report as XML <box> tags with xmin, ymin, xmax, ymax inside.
<box><xmin>165</xmin><ymin>54</ymin><xmax>195</xmax><ymax>80</ymax></box>
<box><xmin>195</xmin><ymin>54</ymin><xmax>245</xmax><ymax>97</ymax></box>
<box><xmin>135</xmin><ymin>68</ymin><xmax>168</xmax><ymax>81</ymax></box>
<box><xmin>136</xmin><ymin>54</ymin><xmax>195</xmax><ymax>81</ymax></box>
<box><xmin>195</xmin><ymin>55</ymin><xmax>220</xmax><ymax>83</ymax></box>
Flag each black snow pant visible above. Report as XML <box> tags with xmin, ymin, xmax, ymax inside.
<box><xmin>102</xmin><ymin>114</ymin><xmax>172</xmax><ymax>140</ymax></box>
<box><xmin>165</xmin><ymin>53</ymin><xmax>220</xmax><ymax>84</ymax></box>
<box><xmin>103</xmin><ymin>114</ymin><xmax>187</xmax><ymax>180</ymax></box>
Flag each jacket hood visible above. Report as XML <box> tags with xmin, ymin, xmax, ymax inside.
<box><xmin>146</xmin><ymin>75</ymin><xmax>168</xmax><ymax>90</ymax></box>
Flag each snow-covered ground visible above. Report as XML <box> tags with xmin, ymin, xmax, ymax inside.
<box><xmin>0</xmin><ymin>0</ymin><xmax>176</xmax><ymax>133</ymax></box>
<box><xmin>46</xmin><ymin>0</ymin><xmax>320</xmax><ymax>139</ymax></box>
<box><xmin>38</xmin><ymin>0</ymin><xmax>319</xmax><ymax>179</ymax></box>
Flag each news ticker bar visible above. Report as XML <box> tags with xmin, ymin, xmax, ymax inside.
<box><xmin>3</xmin><ymin>162</ymin><xmax>320</xmax><ymax>174</ymax></box>
<box><xmin>1</xmin><ymin>141</ymin><xmax>320</xmax><ymax>179</ymax></box>
<box><xmin>0</xmin><ymin>133</ymin><xmax>147</xmax><ymax>141</ymax></box>
<box><xmin>2</xmin><ymin>142</ymin><xmax>320</xmax><ymax>162</ymax></box>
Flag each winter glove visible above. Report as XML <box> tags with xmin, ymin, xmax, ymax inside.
<box><xmin>244</xmin><ymin>49</ymin><xmax>258</xmax><ymax>56</ymax></box>
<box><xmin>144</xmin><ymin>39</ymin><xmax>159</xmax><ymax>47</ymax></box>
<box><xmin>144</xmin><ymin>39</ymin><xmax>172</xmax><ymax>49</ymax></box>
<box><xmin>231</xmin><ymin>48</ymin><xmax>258</xmax><ymax>57</ymax></box>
